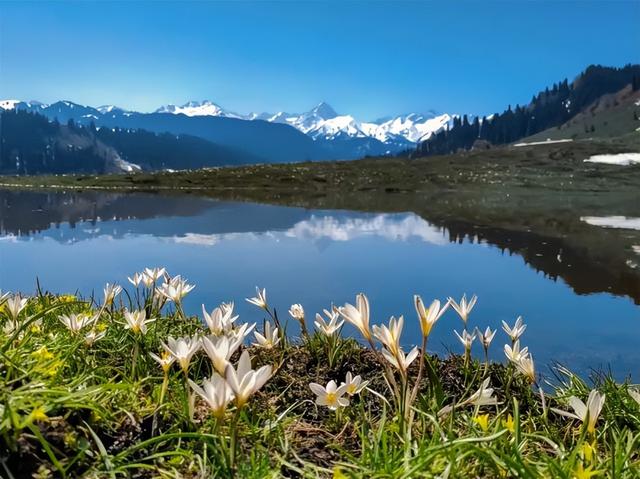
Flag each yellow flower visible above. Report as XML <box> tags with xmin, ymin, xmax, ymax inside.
<box><xmin>32</xmin><ymin>346</ymin><xmax>54</xmax><ymax>361</ymax></box>
<box><xmin>58</xmin><ymin>295</ymin><xmax>76</xmax><ymax>303</ymax></box>
<box><xmin>474</xmin><ymin>413</ymin><xmax>490</xmax><ymax>432</ymax></box>
<box><xmin>502</xmin><ymin>414</ymin><xmax>515</xmax><ymax>433</ymax></box>
<box><xmin>30</xmin><ymin>407</ymin><xmax>49</xmax><ymax>422</ymax></box>
<box><xmin>573</xmin><ymin>463</ymin><xmax>601</xmax><ymax>479</ymax></box>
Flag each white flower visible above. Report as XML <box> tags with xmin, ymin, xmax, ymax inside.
<box><xmin>246</xmin><ymin>287</ymin><xmax>268</xmax><ymax>310</ymax></box>
<box><xmin>475</xmin><ymin>326</ymin><xmax>496</xmax><ymax>350</ymax></box>
<box><xmin>103</xmin><ymin>283</ymin><xmax>122</xmax><ymax>306</ymax></box>
<box><xmin>162</xmin><ymin>336</ymin><xmax>201</xmax><ymax>373</ymax></box>
<box><xmin>502</xmin><ymin>316</ymin><xmax>527</xmax><ymax>343</ymax></box>
<box><xmin>143</xmin><ymin>267</ymin><xmax>166</xmax><ymax>284</ymax></box>
<box><xmin>231</xmin><ymin>321</ymin><xmax>256</xmax><ymax>341</ymax></box>
<box><xmin>253</xmin><ymin>321</ymin><xmax>280</xmax><ymax>349</ymax></box>
<box><xmin>149</xmin><ymin>350</ymin><xmax>176</xmax><ymax>373</ymax></box>
<box><xmin>454</xmin><ymin>329</ymin><xmax>476</xmax><ymax>352</ymax></box>
<box><xmin>157</xmin><ymin>276</ymin><xmax>195</xmax><ymax>303</ymax></box>
<box><xmin>201</xmin><ymin>334</ymin><xmax>243</xmax><ymax>375</ymax></box>
<box><xmin>341</xmin><ymin>372</ymin><xmax>369</xmax><ymax>396</ymax></box>
<box><xmin>84</xmin><ymin>329</ymin><xmax>106</xmax><ymax>346</ymax></box>
<box><xmin>314</xmin><ymin>309</ymin><xmax>344</xmax><ymax>336</ymax></box>
<box><xmin>514</xmin><ymin>354</ymin><xmax>536</xmax><ymax>383</ymax></box>
<box><xmin>59</xmin><ymin>313</ymin><xmax>95</xmax><ymax>333</ymax></box>
<box><xmin>464</xmin><ymin>378</ymin><xmax>500</xmax><ymax>407</ymax></box>
<box><xmin>289</xmin><ymin>304</ymin><xmax>305</xmax><ymax>321</ymax></box>
<box><xmin>338</xmin><ymin>293</ymin><xmax>371</xmax><ymax>340</ymax></box>
<box><xmin>448</xmin><ymin>294</ymin><xmax>477</xmax><ymax>325</ymax></box>
<box><xmin>189</xmin><ymin>373</ymin><xmax>234</xmax><ymax>419</ymax></box>
<box><xmin>4</xmin><ymin>294</ymin><xmax>28</xmax><ymax>321</ymax></box>
<box><xmin>128</xmin><ymin>272</ymin><xmax>143</xmax><ymax>287</ymax></box>
<box><xmin>373</xmin><ymin>315</ymin><xmax>404</xmax><ymax>356</ymax></box>
<box><xmin>414</xmin><ymin>296</ymin><xmax>449</xmax><ymax>338</ymax></box>
<box><xmin>309</xmin><ymin>380</ymin><xmax>349</xmax><ymax>409</ymax></box>
<box><xmin>551</xmin><ymin>390</ymin><xmax>606</xmax><ymax>433</ymax></box>
<box><xmin>202</xmin><ymin>304</ymin><xmax>238</xmax><ymax>335</ymax></box>
<box><xmin>504</xmin><ymin>340</ymin><xmax>529</xmax><ymax>363</ymax></box>
<box><xmin>224</xmin><ymin>350</ymin><xmax>272</xmax><ymax>408</ymax></box>
<box><xmin>381</xmin><ymin>346</ymin><xmax>419</xmax><ymax>373</ymax></box>
<box><xmin>123</xmin><ymin>309</ymin><xmax>155</xmax><ymax>335</ymax></box>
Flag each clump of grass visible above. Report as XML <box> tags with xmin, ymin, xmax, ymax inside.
<box><xmin>0</xmin><ymin>272</ymin><xmax>638</xmax><ymax>478</ymax></box>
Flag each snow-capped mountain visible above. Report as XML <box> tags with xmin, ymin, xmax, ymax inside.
<box><xmin>155</xmin><ymin>100</ymin><xmax>243</xmax><ymax>118</ymax></box>
<box><xmin>152</xmin><ymin>100</ymin><xmax>452</xmax><ymax>151</ymax></box>
<box><xmin>2</xmin><ymin>98</ymin><xmax>453</xmax><ymax>159</ymax></box>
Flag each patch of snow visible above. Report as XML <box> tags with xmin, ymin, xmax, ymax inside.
<box><xmin>580</xmin><ymin>216</ymin><xmax>640</xmax><ymax>231</ymax></box>
<box><xmin>0</xmin><ymin>99</ymin><xmax>20</xmax><ymax>110</ymax></box>
<box><xmin>513</xmin><ymin>139</ymin><xmax>573</xmax><ymax>147</ymax></box>
<box><xmin>155</xmin><ymin>100</ymin><xmax>243</xmax><ymax>118</ymax></box>
<box><xmin>113</xmin><ymin>157</ymin><xmax>142</xmax><ymax>173</ymax></box>
<box><xmin>583</xmin><ymin>153</ymin><xmax>640</xmax><ymax>166</ymax></box>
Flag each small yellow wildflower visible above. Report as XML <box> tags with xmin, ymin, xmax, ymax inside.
<box><xmin>580</xmin><ymin>442</ymin><xmax>595</xmax><ymax>463</ymax></box>
<box><xmin>502</xmin><ymin>414</ymin><xmax>515</xmax><ymax>433</ymax></box>
<box><xmin>573</xmin><ymin>463</ymin><xmax>601</xmax><ymax>479</ymax></box>
<box><xmin>96</xmin><ymin>322</ymin><xmax>108</xmax><ymax>332</ymax></box>
<box><xmin>58</xmin><ymin>295</ymin><xmax>76</xmax><ymax>303</ymax></box>
<box><xmin>473</xmin><ymin>413</ymin><xmax>490</xmax><ymax>432</ymax></box>
<box><xmin>30</xmin><ymin>407</ymin><xmax>49</xmax><ymax>422</ymax></box>
<box><xmin>32</xmin><ymin>346</ymin><xmax>54</xmax><ymax>361</ymax></box>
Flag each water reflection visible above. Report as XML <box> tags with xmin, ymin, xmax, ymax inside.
<box><xmin>0</xmin><ymin>189</ymin><xmax>638</xmax><ymax>379</ymax></box>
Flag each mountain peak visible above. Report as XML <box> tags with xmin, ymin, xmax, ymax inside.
<box><xmin>310</xmin><ymin>102</ymin><xmax>338</xmax><ymax>119</ymax></box>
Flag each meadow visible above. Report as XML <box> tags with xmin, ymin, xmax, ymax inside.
<box><xmin>1</xmin><ymin>268</ymin><xmax>639</xmax><ymax>478</ymax></box>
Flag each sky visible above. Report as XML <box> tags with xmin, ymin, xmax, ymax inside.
<box><xmin>1</xmin><ymin>1</ymin><xmax>639</xmax><ymax>120</ymax></box>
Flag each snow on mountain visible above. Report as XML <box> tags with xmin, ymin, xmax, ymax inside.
<box><xmin>362</xmin><ymin>113</ymin><xmax>453</xmax><ymax>143</ymax></box>
<box><xmin>154</xmin><ymin>100</ymin><xmax>243</xmax><ymax>118</ymax></box>
<box><xmin>0</xmin><ymin>99</ymin><xmax>21</xmax><ymax>110</ymax></box>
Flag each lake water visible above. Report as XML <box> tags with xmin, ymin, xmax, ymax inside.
<box><xmin>1</xmin><ymin>189</ymin><xmax>638</xmax><ymax>380</ymax></box>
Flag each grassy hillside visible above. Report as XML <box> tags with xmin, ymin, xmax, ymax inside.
<box><xmin>522</xmin><ymin>85</ymin><xmax>640</xmax><ymax>143</ymax></box>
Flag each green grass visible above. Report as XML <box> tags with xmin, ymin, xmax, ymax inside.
<box><xmin>1</xmin><ymin>274</ymin><xmax>639</xmax><ymax>478</ymax></box>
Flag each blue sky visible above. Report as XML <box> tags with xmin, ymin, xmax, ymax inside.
<box><xmin>1</xmin><ymin>1</ymin><xmax>638</xmax><ymax>119</ymax></box>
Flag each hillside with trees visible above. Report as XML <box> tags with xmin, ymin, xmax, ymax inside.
<box><xmin>0</xmin><ymin>110</ymin><xmax>264</xmax><ymax>175</ymax></box>
<box><xmin>417</xmin><ymin>64</ymin><xmax>640</xmax><ymax>156</ymax></box>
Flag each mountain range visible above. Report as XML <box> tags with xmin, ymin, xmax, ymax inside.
<box><xmin>0</xmin><ymin>100</ymin><xmax>451</xmax><ymax>162</ymax></box>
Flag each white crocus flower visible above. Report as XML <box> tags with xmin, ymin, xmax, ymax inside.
<box><xmin>4</xmin><ymin>294</ymin><xmax>28</xmax><ymax>321</ymax></box>
<box><xmin>149</xmin><ymin>350</ymin><xmax>176</xmax><ymax>374</ymax></box>
<box><xmin>338</xmin><ymin>293</ymin><xmax>372</xmax><ymax>340</ymax></box>
<box><xmin>157</xmin><ymin>276</ymin><xmax>195</xmax><ymax>303</ymax></box>
<box><xmin>143</xmin><ymin>267</ymin><xmax>166</xmax><ymax>283</ymax></box>
<box><xmin>448</xmin><ymin>294</ymin><xmax>477</xmax><ymax>325</ymax></box>
<box><xmin>551</xmin><ymin>390</ymin><xmax>606</xmax><ymax>433</ymax></box>
<box><xmin>128</xmin><ymin>272</ymin><xmax>144</xmax><ymax>287</ymax></box>
<box><xmin>202</xmin><ymin>304</ymin><xmax>237</xmax><ymax>335</ymax></box>
<box><xmin>253</xmin><ymin>321</ymin><xmax>280</xmax><ymax>349</ymax></box>
<box><xmin>201</xmin><ymin>334</ymin><xmax>243</xmax><ymax>375</ymax></box>
<box><xmin>454</xmin><ymin>329</ymin><xmax>476</xmax><ymax>353</ymax></box>
<box><xmin>246</xmin><ymin>287</ymin><xmax>268</xmax><ymax>310</ymax></box>
<box><xmin>85</xmin><ymin>329</ymin><xmax>106</xmax><ymax>346</ymax></box>
<box><xmin>314</xmin><ymin>309</ymin><xmax>344</xmax><ymax>336</ymax></box>
<box><xmin>514</xmin><ymin>354</ymin><xmax>536</xmax><ymax>383</ymax></box>
<box><xmin>231</xmin><ymin>321</ymin><xmax>256</xmax><ymax>341</ymax></box>
<box><xmin>103</xmin><ymin>283</ymin><xmax>122</xmax><ymax>306</ymax></box>
<box><xmin>504</xmin><ymin>340</ymin><xmax>529</xmax><ymax>363</ymax></box>
<box><xmin>224</xmin><ymin>350</ymin><xmax>272</xmax><ymax>408</ymax></box>
<box><xmin>162</xmin><ymin>336</ymin><xmax>201</xmax><ymax>373</ymax></box>
<box><xmin>189</xmin><ymin>374</ymin><xmax>234</xmax><ymax>419</ymax></box>
<box><xmin>373</xmin><ymin>315</ymin><xmax>404</xmax><ymax>356</ymax></box>
<box><xmin>464</xmin><ymin>378</ymin><xmax>500</xmax><ymax>407</ymax></box>
<box><xmin>309</xmin><ymin>380</ymin><xmax>350</xmax><ymax>410</ymax></box>
<box><xmin>502</xmin><ymin>316</ymin><xmax>527</xmax><ymax>343</ymax></box>
<box><xmin>59</xmin><ymin>313</ymin><xmax>95</xmax><ymax>334</ymax></box>
<box><xmin>381</xmin><ymin>346</ymin><xmax>419</xmax><ymax>373</ymax></box>
<box><xmin>476</xmin><ymin>326</ymin><xmax>496</xmax><ymax>351</ymax></box>
<box><xmin>123</xmin><ymin>309</ymin><xmax>155</xmax><ymax>335</ymax></box>
<box><xmin>414</xmin><ymin>296</ymin><xmax>449</xmax><ymax>338</ymax></box>
<box><xmin>289</xmin><ymin>303</ymin><xmax>305</xmax><ymax>321</ymax></box>
<box><xmin>341</xmin><ymin>372</ymin><xmax>369</xmax><ymax>396</ymax></box>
